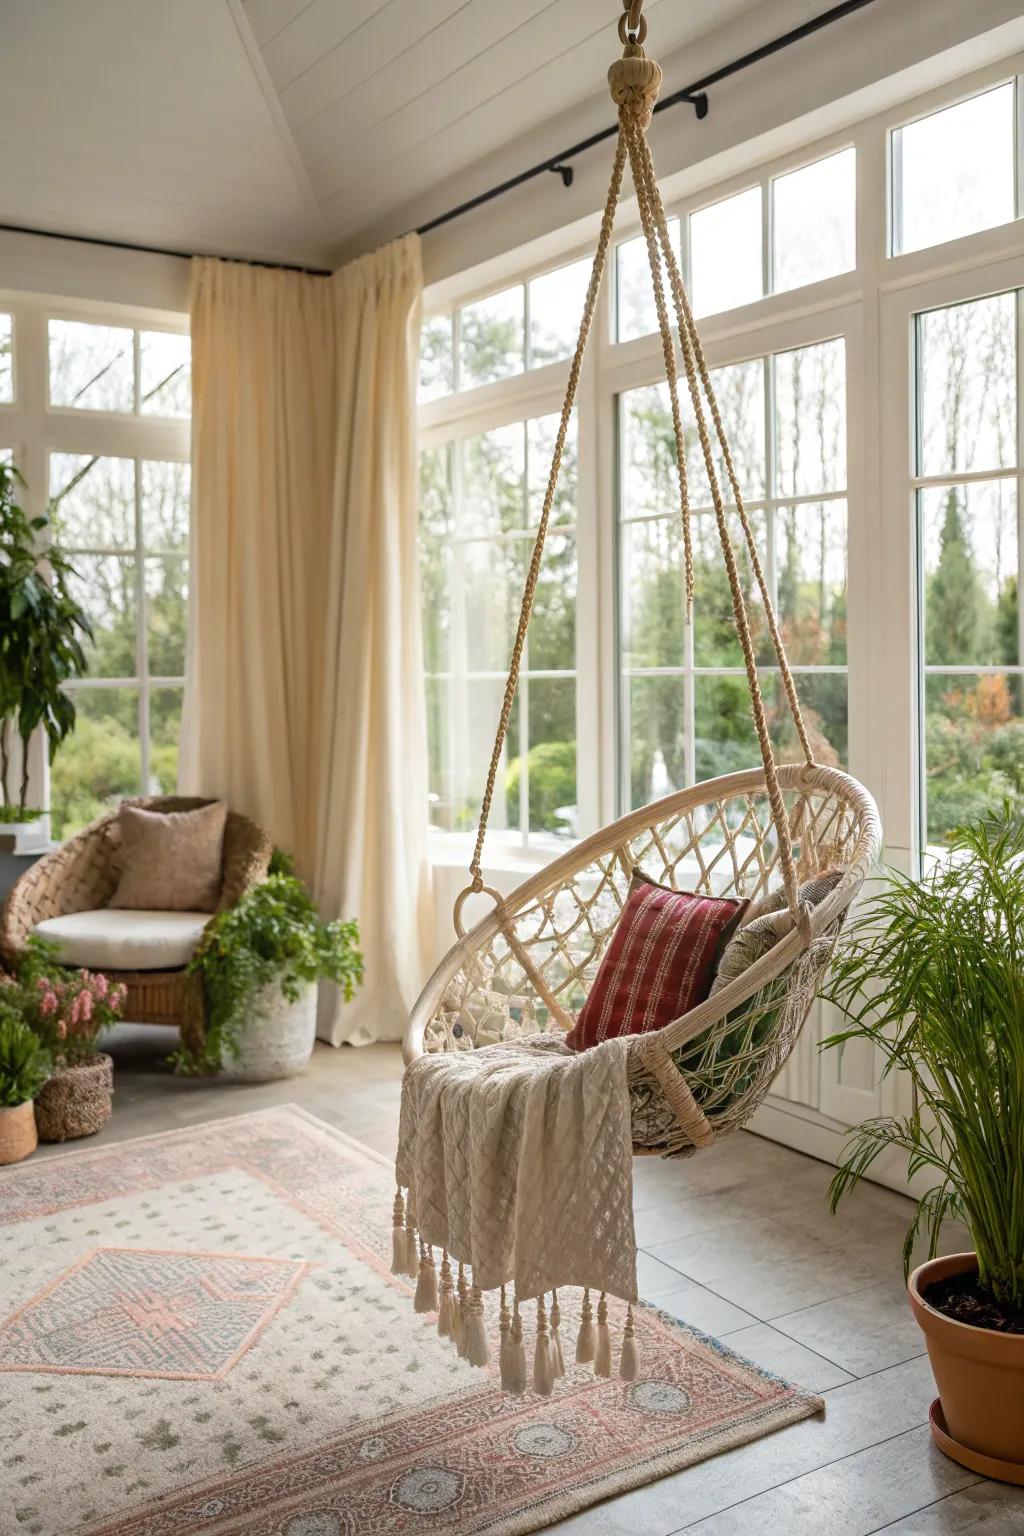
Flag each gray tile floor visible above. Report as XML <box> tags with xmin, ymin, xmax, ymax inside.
<box><xmin>36</xmin><ymin>1026</ymin><xmax>1024</xmax><ymax>1535</ymax></box>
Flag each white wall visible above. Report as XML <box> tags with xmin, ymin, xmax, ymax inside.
<box><xmin>0</xmin><ymin>228</ymin><xmax>189</xmax><ymax>318</ymax></box>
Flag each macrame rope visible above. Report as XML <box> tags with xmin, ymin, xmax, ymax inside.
<box><xmin>463</xmin><ymin>12</ymin><xmax>810</xmax><ymax>927</ymax></box>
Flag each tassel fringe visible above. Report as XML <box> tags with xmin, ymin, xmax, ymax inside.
<box><xmin>619</xmin><ymin>1303</ymin><xmax>640</xmax><ymax>1381</ymax></box>
<box><xmin>575</xmin><ymin>1287</ymin><xmax>596</xmax><ymax>1364</ymax></box>
<box><xmin>533</xmin><ymin>1295</ymin><xmax>555</xmax><ymax>1396</ymax></box>
<box><xmin>507</xmin><ymin>1301</ymin><xmax>527</xmax><ymax>1395</ymax></box>
<box><xmin>414</xmin><ymin>1245</ymin><xmax>438</xmax><ymax>1314</ymax></box>
<box><xmin>454</xmin><ymin>1263</ymin><xmax>469</xmax><ymax>1357</ymax></box>
<box><xmin>595</xmin><ymin>1292</ymin><xmax>612</xmax><ymax>1378</ymax></box>
<box><xmin>550</xmin><ymin>1290</ymin><xmax>565</xmax><ymax>1379</ymax></box>
<box><xmin>390</xmin><ymin>1189</ymin><xmax>406</xmax><ymax>1277</ymax></box>
<box><xmin>465</xmin><ymin>1283</ymin><xmax>490</xmax><ymax>1367</ymax></box>
<box><xmin>403</xmin><ymin>1197</ymin><xmax>418</xmax><ymax>1280</ymax></box>
<box><xmin>437</xmin><ymin>1252</ymin><xmax>455</xmax><ymax>1337</ymax></box>
<box><xmin>498</xmin><ymin>1287</ymin><xmax>513</xmax><ymax>1390</ymax></box>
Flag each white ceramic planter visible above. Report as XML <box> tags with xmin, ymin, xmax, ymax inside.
<box><xmin>220</xmin><ymin>980</ymin><xmax>317</xmax><ymax>1082</ymax></box>
<box><xmin>0</xmin><ymin>814</ymin><xmax>50</xmax><ymax>856</ymax></box>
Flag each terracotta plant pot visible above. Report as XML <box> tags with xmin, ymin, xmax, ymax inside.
<box><xmin>909</xmin><ymin>1251</ymin><xmax>1024</xmax><ymax>1483</ymax></box>
<box><xmin>0</xmin><ymin>1099</ymin><xmax>38</xmax><ymax>1164</ymax></box>
<box><xmin>34</xmin><ymin>1054</ymin><xmax>114</xmax><ymax>1143</ymax></box>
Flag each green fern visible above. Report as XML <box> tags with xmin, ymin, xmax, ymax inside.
<box><xmin>821</xmin><ymin>805</ymin><xmax>1024</xmax><ymax>1312</ymax></box>
<box><xmin>0</xmin><ymin>1010</ymin><xmax>52</xmax><ymax>1107</ymax></box>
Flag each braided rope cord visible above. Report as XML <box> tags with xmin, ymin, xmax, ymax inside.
<box><xmin>464</xmin><ymin>8</ymin><xmax>812</xmax><ymax>924</ymax></box>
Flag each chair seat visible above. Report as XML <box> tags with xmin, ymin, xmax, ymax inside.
<box><xmin>32</xmin><ymin>910</ymin><xmax>213</xmax><ymax>972</ymax></box>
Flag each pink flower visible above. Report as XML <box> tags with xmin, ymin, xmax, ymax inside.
<box><xmin>39</xmin><ymin>989</ymin><xmax>58</xmax><ymax>1018</ymax></box>
<box><xmin>94</xmin><ymin>972</ymin><xmax>109</xmax><ymax>1000</ymax></box>
<box><xmin>79</xmin><ymin>990</ymin><xmax>93</xmax><ymax>1022</ymax></box>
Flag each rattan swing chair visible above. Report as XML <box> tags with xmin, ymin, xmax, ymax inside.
<box><xmin>405</xmin><ymin>0</ymin><xmax>881</xmax><ymax>1162</ymax></box>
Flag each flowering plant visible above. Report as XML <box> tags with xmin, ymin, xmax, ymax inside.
<box><xmin>18</xmin><ymin>958</ymin><xmax>125</xmax><ymax>1069</ymax></box>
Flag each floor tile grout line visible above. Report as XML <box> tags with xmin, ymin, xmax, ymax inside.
<box><xmin>861</xmin><ymin>1478</ymin><xmax>986</xmax><ymax>1536</ymax></box>
<box><xmin>664</xmin><ymin>1421</ymin><xmax>938</xmax><ymax>1534</ymax></box>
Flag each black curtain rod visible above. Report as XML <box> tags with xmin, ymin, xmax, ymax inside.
<box><xmin>415</xmin><ymin>0</ymin><xmax>881</xmax><ymax>237</ymax></box>
<box><xmin>0</xmin><ymin>222</ymin><xmax>332</xmax><ymax>277</ymax></box>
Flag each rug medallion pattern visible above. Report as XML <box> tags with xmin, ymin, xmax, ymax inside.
<box><xmin>0</xmin><ymin>1106</ymin><xmax>822</xmax><ymax>1535</ymax></box>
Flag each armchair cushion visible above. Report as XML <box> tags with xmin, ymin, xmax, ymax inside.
<box><xmin>110</xmin><ymin>801</ymin><xmax>228</xmax><ymax>912</ymax></box>
<box><xmin>32</xmin><ymin>910</ymin><xmax>212</xmax><ymax>972</ymax></box>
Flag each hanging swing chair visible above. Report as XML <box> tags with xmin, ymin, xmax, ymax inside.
<box><xmin>405</xmin><ymin>1</ymin><xmax>881</xmax><ymax>1162</ymax></box>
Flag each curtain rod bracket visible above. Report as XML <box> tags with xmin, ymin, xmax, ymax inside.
<box><xmin>549</xmin><ymin>164</ymin><xmax>574</xmax><ymax>189</ymax></box>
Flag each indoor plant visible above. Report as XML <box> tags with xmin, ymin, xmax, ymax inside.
<box><xmin>0</xmin><ymin>463</ymin><xmax>91</xmax><ymax>846</ymax></box>
<box><xmin>0</xmin><ymin>1007</ymin><xmax>52</xmax><ymax>1164</ymax></box>
<box><xmin>179</xmin><ymin>852</ymin><xmax>363</xmax><ymax>1080</ymax></box>
<box><xmin>821</xmin><ymin>807</ymin><xmax>1024</xmax><ymax>1480</ymax></box>
<box><xmin>13</xmin><ymin>941</ymin><xmax>126</xmax><ymax>1141</ymax></box>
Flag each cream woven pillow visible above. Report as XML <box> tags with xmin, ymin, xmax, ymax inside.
<box><xmin>110</xmin><ymin>802</ymin><xmax>228</xmax><ymax>913</ymax></box>
<box><xmin>711</xmin><ymin>868</ymin><xmax>843</xmax><ymax>994</ymax></box>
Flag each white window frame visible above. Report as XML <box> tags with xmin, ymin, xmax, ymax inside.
<box><xmin>0</xmin><ymin>292</ymin><xmax>190</xmax><ymax>821</ymax></box>
<box><xmin>420</xmin><ymin>49</ymin><xmax>1024</xmax><ymax>877</ymax></box>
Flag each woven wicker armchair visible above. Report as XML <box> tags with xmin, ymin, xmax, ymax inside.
<box><xmin>0</xmin><ymin>796</ymin><xmax>273</xmax><ymax>1054</ymax></box>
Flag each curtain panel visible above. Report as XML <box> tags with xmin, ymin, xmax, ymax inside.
<box><xmin>181</xmin><ymin>236</ymin><xmax>433</xmax><ymax>1044</ymax></box>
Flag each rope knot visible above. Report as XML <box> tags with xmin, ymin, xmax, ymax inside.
<box><xmin>608</xmin><ymin>53</ymin><xmax>662</xmax><ymax>131</ymax></box>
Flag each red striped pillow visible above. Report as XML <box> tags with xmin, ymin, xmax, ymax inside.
<box><xmin>566</xmin><ymin>873</ymin><xmax>747</xmax><ymax>1052</ymax></box>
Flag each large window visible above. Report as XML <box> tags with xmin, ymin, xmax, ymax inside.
<box><xmin>915</xmin><ymin>291</ymin><xmax>1022</xmax><ymax>848</ymax></box>
<box><xmin>0</xmin><ymin>304</ymin><xmax>190</xmax><ymax>838</ymax></box>
<box><xmin>419</xmin><ymin>56</ymin><xmax>1024</xmax><ymax>871</ymax></box>
<box><xmin>619</xmin><ymin>339</ymin><xmax>847</xmax><ymax>809</ymax></box>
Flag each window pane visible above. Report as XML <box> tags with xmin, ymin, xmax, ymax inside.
<box><xmin>684</xmin><ymin>358</ymin><xmax>767</xmax><ymax>506</ymax></box>
<box><xmin>0</xmin><ymin>314</ymin><xmax>11</xmax><ymax>402</ymax></box>
<box><xmin>139</xmin><ymin>331</ymin><xmax>190</xmax><ymax>417</ymax></box>
<box><xmin>616</xmin><ymin>218</ymin><xmax>681</xmax><ymax>342</ymax></box>
<box><xmin>690</xmin><ymin>187</ymin><xmax>762</xmax><ymax>318</ymax></box>
<box><xmin>50</xmin><ymin>688</ymin><xmax>140</xmax><ymax>840</ymax></box>
<box><xmin>621</xmin><ymin>383</ymin><xmax>679</xmax><ymax>521</ymax></box>
<box><xmin>693</xmin><ymin>509</ymin><xmax>767</xmax><ymax>667</ymax></box>
<box><xmin>459</xmin><ymin>287</ymin><xmax>524</xmax><ymax>389</ymax></box>
<box><xmin>924</xmin><ymin>673</ymin><xmax>1024</xmax><ymax>845</ymax></box>
<box><xmin>49</xmin><ymin>319</ymin><xmax>133</xmax><ymax>412</ymax></box>
<box><xmin>420</xmin><ymin>445</ymin><xmax>453</xmax><ymax>675</ymax></box>
<box><xmin>921</xmin><ymin>482</ymin><xmax>1018</xmax><ymax>668</ymax></box>
<box><xmin>468</xmin><ymin>679</ymin><xmax>520</xmax><ymax>833</ymax></box>
<box><xmin>419</xmin><ymin>315</ymin><xmax>454</xmax><ymax>401</ymax></box>
<box><xmin>529</xmin><ymin>259</ymin><xmax>590</xmax><ymax>368</ymax></box>
<box><xmin>625</xmin><ymin>674</ymin><xmax>687</xmax><ymax>810</ymax></box>
<box><xmin>777</xmin><ymin>501</ymin><xmax>848</xmax><ymax>665</ymax></box>
<box><xmin>781</xmin><ymin>672</ymin><xmax>848</xmax><ymax>767</ymax></box>
<box><xmin>140</xmin><ymin>459</ymin><xmax>189</xmax><ymax>552</ymax></box>
<box><xmin>459</xmin><ymin>539</ymin><xmax>527</xmax><ymax>674</ymax></box>
<box><xmin>621</xmin><ymin>517</ymin><xmax>684</xmax><ymax>670</ymax></box>
<box><xmin>527</xmin><ymin>410</ymin><xmax>577</xmax><ymax>525</ymax></box>
<box><xmin>146</xmin><ymin>556</ymin><xmax>188</xmax><ymax>676</ymax></box>
<box><xmin>461</xmin><ymin>423</ymin><xmax>525</xmax><ymax>536</ymax></box>
<box><xmin>894</xmin><ymin>85</ymin><xmax>1016</xmax><ymax>256</ymax></box>
<box><xmin>525</xmin><ymin>677</ymin><xmax>577</xmax><ymax>837</ymax></box>
<box><xmin>66</xmin><ymin>553</ymin><xmax>137</xmax><ymax>677</ymax></box>
<box><xmin>775</xmin><ymin>338</ymin><xmax>846</xmax><ymax>496</ymax></box>
<box><xmin>49</xmin><ymin>453</ymin><xmax>134</xmax><ymax>549</ymax></box>
<box><xmin>529</xmin><ymin>532</ymin><xmax>576</xmax><ymax>671</ymax></box>
<box><xmin>773</xmin><ymin>149</ymin><xmax>855</xmax><ymax>293</ymax></box>
<box><xmin>149</xmin><ymin>686</ymin><xmax>183</xmax><ymax>795</ymax></box>
<box><xmin>694</xmin><ymin>674</ymin><xmax>758</xmax><ymax>782</ymax></box>
<box><xmin>426</xmin><ymin>675</ymin><xmax>452</xmax><ymax>829</ymax></box>
<box><xmin>917</xmin><ymin>295</ymin><xmax>1016</xmax><ymax>477</ymax></box>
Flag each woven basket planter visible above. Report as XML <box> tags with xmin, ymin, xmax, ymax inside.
<box><xmin>219</xmin><ymin>982</ymin><xmax>317</xmax><ymax>1082</ymax></box>
<box><xmin>35</xmin><ymin>1054</ymin><xmax>114</xmax><ymax>1143</ymax></box>
<box><xmin>0</xmin><ymin>1100</ymin><xmax>38</xmax><ymax>1164</ymax></box>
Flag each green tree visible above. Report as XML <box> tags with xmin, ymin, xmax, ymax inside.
<box><xmin>925</xmin><ymin>490</ymin><xmax>992</xmax><ymax>665</ymax></box>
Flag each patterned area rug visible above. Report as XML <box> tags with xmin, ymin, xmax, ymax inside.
<box><xmin>0</xmin><ymin>1107</ymin><xmax>822</xmax><ymax>1535</ymax></box>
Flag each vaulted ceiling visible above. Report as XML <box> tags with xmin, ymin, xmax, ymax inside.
<box><xmin>1</xmin><ymin>0</ymin><xmax>766</xmax><ymax>269</ymax></box>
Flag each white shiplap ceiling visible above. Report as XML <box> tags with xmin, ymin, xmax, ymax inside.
<box><xmin>2</xmin><ymin>0</ymin><xmax>767</xmax><ymax>269</ymax></box>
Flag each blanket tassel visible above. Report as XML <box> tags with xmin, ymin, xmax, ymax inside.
<box><xmin>414</xmin><ymin>1243</ymin><xmax>438</xmax><ymax>1314</ymax></box>
<box><xmin>390</xmin><ymin>1189</ymin><xmax>406</xmax><ymax>1277</ymax></box>
<box><xmin>595</xmin><ymin>1292</ymin><xmax>612</xmax><ymax>1378</ymax></box>
<box><xmin>619</xmin><ymin>1303</ymin><xmax>640</xmax><ymax>1381</ymax></box>
<box><xmin>403</xmin><ymin>1197</ymin><xmax>419</xmax><ymax>1280</ymax></box>
<box><xmin>465</xmin><ymin>1282</ymin><xmax>490</xmax><ymax>1367</ymax></box>
<box><xmin>437</xmin><ymin>1252</ymin><xmax>455</xmax><ymax>1337</ymax></box>
<box><xmin>533</xmin><ymin>1294</ymin><xmax>555</xmax><ymax>1396</ymax></box>
<box><xmin>508</xmin><ymin>1300</ymin><xmax>527</xmax><ymax>1395</ymax></box>
<box><xmin>498</xmin><ymin>1286</ymin><xmax>513</xmax><ymax>1389</ymax></box>
<box><xmin>454</xmin><ymin>1263</ymin><xmax>469</xmax><ymax>1356</ymax></box>
<box><xmin>575</xmin><ymin>1287</ymin><xmax>596</xmax><ymax>1364</ymax></box>
<box><xmin>550</xmin><ymin>1290</ymin><xmax>566</xmax><ymax>1379</ymax></box>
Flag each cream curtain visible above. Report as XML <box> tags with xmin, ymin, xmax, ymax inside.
<box><xmin>181</xmin><ymin>237</ymin><xmax>433</xmax><ymax>1044</ymax></box>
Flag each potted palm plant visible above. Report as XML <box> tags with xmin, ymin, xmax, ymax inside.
<box><xmin>0</xmin><ymin>1008</ymin><xmax>52</xmax><ymax>1163</ymax></box>
<box><xmin>821</xmin><ymin>807</ymin><xmax>1024</xmax><ymax>1483</ymax></box>
<box><xmin>178</xmin><ymin>852</ymin><xmax>363</xmax><ymax>1080</ymax></box>
<box><xmin>0</xmin><ymin>463</ymin><xmax>91</xmax><ymax>849</ymax></box>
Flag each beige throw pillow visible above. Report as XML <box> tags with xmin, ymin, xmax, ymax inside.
<box><xmin>110</xmin><ymin>802</ymin><xmax>228</xmax><ymax>913</ymax></box>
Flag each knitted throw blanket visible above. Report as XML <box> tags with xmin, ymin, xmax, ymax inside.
<box><xmin>392</xmin><ymin>1035</ymin><xmax>642</xmax><ymax>1394</ymax></box>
